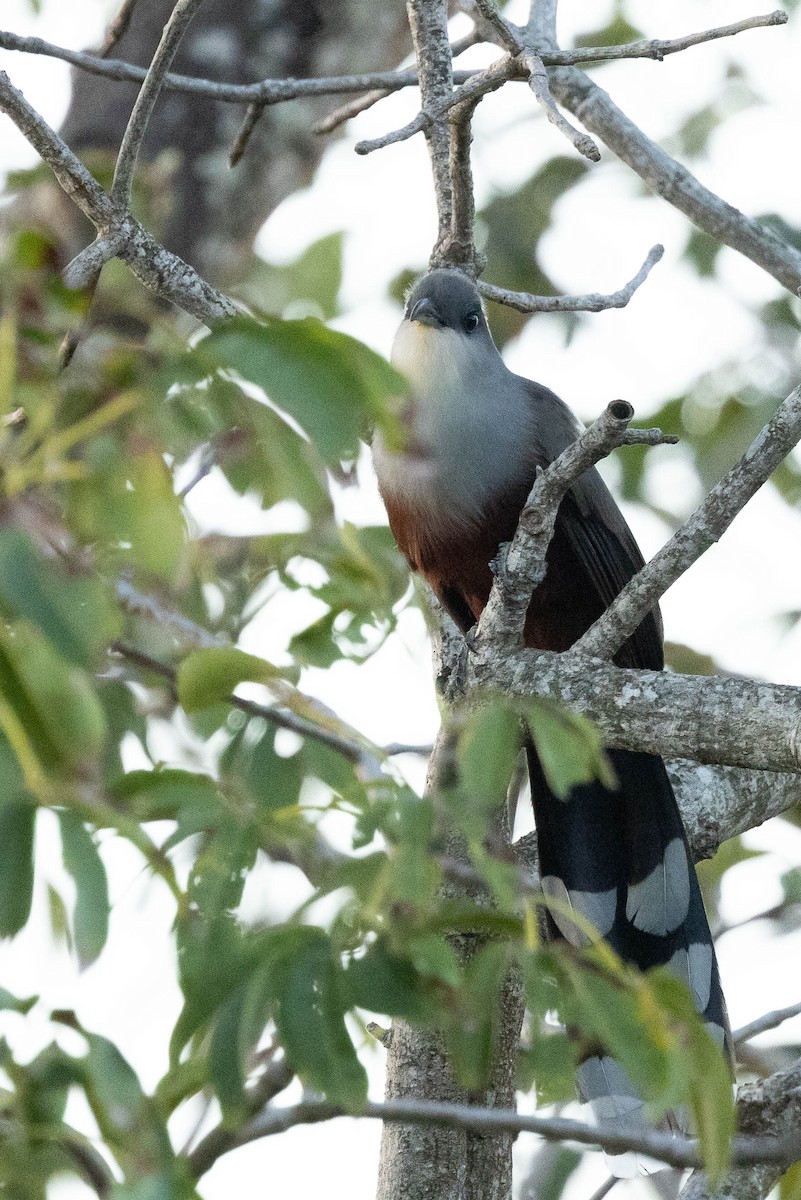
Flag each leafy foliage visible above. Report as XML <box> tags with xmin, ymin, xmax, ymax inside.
<box><xmin>5</xmin><ymin>5</ymin><xmax>800</xmax><ymax>1188</ymax></box>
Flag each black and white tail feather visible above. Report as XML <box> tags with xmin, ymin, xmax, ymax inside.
<box><xmin>529</xmin><ymin>745</ymin><xmax>731</xmax><ymax>1177</ymax></box>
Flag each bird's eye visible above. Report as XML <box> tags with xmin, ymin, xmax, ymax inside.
<box><xmin>464</xmin><ymin>313</ymin><xmax>480</xmax><ymax>333</ymax></box>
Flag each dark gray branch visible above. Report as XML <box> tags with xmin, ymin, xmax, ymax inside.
<box><xmin>406</xmin><ymin>0</ymin><xmax>454</xmax><ymax>267</ymax></box>
<box><xmin>185</xmin><ymin>1090</ymin><xmax>801</xmax><ymax>1174</ymax></box>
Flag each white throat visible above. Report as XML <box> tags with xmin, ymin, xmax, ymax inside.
<box><xmin>373</xmin><ymin>319</ymin><xmax>535</xmax><ymax>524</ymax></box>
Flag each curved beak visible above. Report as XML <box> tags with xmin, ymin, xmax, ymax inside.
<box><xmin>408</xmin><ymin>297</ymin><xmax>443</xmax><ymax>328</ymax></box>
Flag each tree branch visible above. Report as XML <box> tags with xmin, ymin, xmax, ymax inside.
<box><xmin>110</xmin><ymin>0</ymin><xmax>207</xmax><ymax>208</ymax></box>
<box><xmin>405</xmin><ymin>0</ymin><xmax>454</xmax><ymax>267</ymax></box>
<box><xmin>184</xmin><ymin>1087</ymin><xmax>801</xmax><ymax>1175</ymax></box>
<box><xmin>0</xmin><ymin>71</ymin><xmax>236</xmax><ymax>324</ymax></box>
<box><xmin>464</xmin><ymin>647</ymin><xmax>801</xmax><ymax>774</ymax></box>
<box><xmin>477</xmin><ymin>243</ymin><xmax>664</xmax><ymax>313</ymax></box>
<box><xmin>733</xmin><ymin>1001</ymin><xmax>801</xmax><ymax>1046</ymax></box>
<box><xmin>572</xmin><ymin>381</ymin><xmax>801</xmax><ymax>660</ymax></box>
<box><xmin>477</xmin><ymin>400</ymin><xmax>676</xmax><ymax>648</ymax></box>
<box><xmin>0</xmin><ymin>12</ymin><xmax>785</xmax><ymax>105</ymax></box>
<box><xmin>548</xmin><ymin>65</ymin><xmax>801</xmax><ymax>297</ymax></box>
<box><xmin>679</xmin><ymin>1060</ymin><xmax>801</xmax><ymax>1200</ymax></box>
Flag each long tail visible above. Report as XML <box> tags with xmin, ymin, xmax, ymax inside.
<box><xmin>527</xmin><ymin>745</ymin><xmax>731</xmax><ymax>1175</ymax></box>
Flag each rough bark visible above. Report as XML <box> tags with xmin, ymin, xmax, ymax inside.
<box><xmin>376</xmin><ymin>728</ymin><xmax>523</xmax><ymax>1200</ymax></box>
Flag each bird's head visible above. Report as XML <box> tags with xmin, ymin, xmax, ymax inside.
<box><xmin>392</xmin><ymin>269</ymin><xmax>499</xmax><ymax>393</ymax></box>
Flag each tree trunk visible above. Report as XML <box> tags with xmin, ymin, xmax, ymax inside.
<box><xmin>38</xmin><ymin>0</ymin><xmax>411</xmax><ymax>281</ymax></box>
<box><xmin>375</xmin><ymin>727</ymin><xmax>524</xmax><ymax>1200</ymax></box>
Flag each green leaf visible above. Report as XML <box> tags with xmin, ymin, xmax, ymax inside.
<box><xmin>0</xmin><ymin>620</ymin><xmax>107</xmax><ymax>778</ymax></box>
<box><xmin>239</xmin><ymin>232</ymin><xmax>344</xmax><ymax>319</ymax></box>
<box><xmin>780</xmin><ymin>1161</ymin><xmax>801</xmax><ymax>1200</ymax></box>
<box><xmin>0</xmin><ymin>986</ymin><xmax>36</xmax><ymax>1014</ymax></box>
<box><xmin>526</xmin><ymin>700</ymin><xmax>615</xmax><ymax>799</ymax></box>
<box><xmin>57</xmin><ymin>810</ymin><xmax>110</xmax><ymax>967</ymax></box>
<box><xmin>0</xmin><ymin>529</ymin><xmax>120</xmax><ymax>668</ymax></box>
<box><xmin>448</xmin><ymin>942</ymin><xmax>509</xmax><ymax>1089</ymax></box>
<box><xmin>82</xmin><ymin>1032</ymin><xmax>176</xmax><ymax>1178</ymax></box>
<box><xmin>248</xmin><ymin>927</ymin><xmax>367</xmax><ymax>1109</ymax></box>
<box><xmin>345</xmin><ymin>939</ymin><xmax>431</xmax><ymax>1020</ymax></box>
<box><xmin>0</xmin><ymin>797</ymin><xmax>36</xmax><ymax>937</ymax></box>
<box><xmin>456</xmin><ymin>701</ymin><xmax>521</xmax><ymax>837</ymax></box>
<box><xmin>200</xmin><ymin>315</ymin><xmax>405</xmax><ymax>465</ymax></box>
<box><xmin>408</xmin><ymin>934</ymin><xmax>461</xmax><ymax>987</ymax></box>
<box><xmin>176</xmin><ymin>646</ymin><xmax>287</xmax><ymax>713</ymax></box>
<box><xmin>208</xmin><ymin>986</ymin><xmax>248</xmax><ymax>1122</ymax></box>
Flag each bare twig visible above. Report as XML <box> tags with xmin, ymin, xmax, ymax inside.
<box><xmin>184</xmin><ymin>1093</ymin><xmax>801</xmax><ymax>1176</ymax></box>
<box><xmin>0</xmin><ymin>13</ymin><xmax>787</xmax><ymax>107</ymax></box>
<box><xmin>0</xmin><ymin>71</ymin><xmax>113</xmax><ymax>225</ymax></box>
<box><xmin>522</xmin><ymin>50</ymin><xmax>600</xmax><ymax>161</ymax></box>
<box><xmin>572</xmin><ymin>382</ymin><xmax>801</xmax><ymax>660</ymax></box>
<box><xmin>354</xmin><ymin>55</ymin><xmax>510</xmax><ymax>156</ymax></box>
<box><xmin>186</xmin><ymin>1055</ymin><xmax>295</xmax><ymax>1179</ymax></box>
<box><xmin>315</xmin><ymin>29</ymin><xmax>482</xmax><ymax>136</ymax></box>
<box><xmin>100</xmin><ymin>0</ymin><xmax>141</xmax><ymax>57</ymax></box>
<box><xmin>734</xmin><ymin>1002</ymin><xmax>801</xmax><ymax>1046</ymax></box>
<box><xmin>468</xmin><ymin>0</ymin><xmax>521</xmax><ymax>54</ymax></box>
<box><xmin>406</xmin><ymin>0</ymin><xmax>454</xmax><ymax>267</ymax></box>
<box><xmin>110</xmin><ymin>640</ymin><xmax>401</xmax><ymax>778</ymax></box>
<box><xmin>548</xmin><ymin>66</ymin><xmax>801</xmax><ymax>297</ymax></box>
<box><xmin>111</xmin><ymin>0</ymin><xmax>207</xmax><ymax>209</ymax></box>
<box><xmin>229</xmin><ymin>101</ymin><xmax>266</xmax><ymax>167</ymax></box>
<box><xmin>0</xmin><ymin>72</ymin><xmax>236</xmax><ymax>324</ymax></box>
<box><xmin>63</xmin><ymin>234</ymin><xmax>125</xmax><ymax>290</ymax></box>
<box><xmin>478</xmin><ymin>244</ymin><xmax>664</xmax><ymax>313</ymax></box>
<box><xmin>478</xmin><ymin>400</ymin><xmax>676</xmax><ymax>646</ymax></box>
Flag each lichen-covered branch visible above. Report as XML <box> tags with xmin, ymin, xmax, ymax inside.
<box><xmin>478</xmin><ymin>399</ymin><xmax>676</xmax><ymax>647</ymax></box>
<box><xmin>465</xmin><ymin>647</ymin><xmax>801</xmax><ymax>773</ymax></box>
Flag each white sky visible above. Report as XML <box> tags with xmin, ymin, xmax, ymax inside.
<box><xmin>1</xmin><ymin>2</ymin><xmax>801</xmax><ymax>1198</ymax></box>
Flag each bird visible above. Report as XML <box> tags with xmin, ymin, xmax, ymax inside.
<box><xmin>372</xmin><ymin>267</ymin><xmax>731</xmax><ymax>1174</ymax></box>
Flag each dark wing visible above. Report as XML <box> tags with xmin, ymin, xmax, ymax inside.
<box><xmin>522</xmin><ymin>379</ymin><xmax>664</xmax><ymax>671</ymax></box>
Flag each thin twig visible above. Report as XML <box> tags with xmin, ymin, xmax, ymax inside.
<box><xmin>111</xmin><ymin>0</ymin><xmax>207</xmax><ymax>209</ymax></box>
<box><xmin>734</xmin><ymin>1002</ymin><xmax>801</xmax><ymax>1046</ymax></box>
<box><xmin>0</xmin><ymin>71</ymin><xmax>236</xmax><ymax>324</ymax></box>
<box><xmin>478</xmin><ymin>243</ymin><xmax>664</xmax><ymax>313</ymax></box>
<box><xmin>0</xmin><ymin>71</ymin><xmax>113</xmax><ymax>225</ymax></box>
<box><xmin>100</xmin><ymin>0</ymin><xmax>141</xmax><ymax>57</ymax></box>
<box><xmin>572</xmin><ymin>381</ymin><xmax>801</xmax><ymax>660</ymax></box>
<box><xmin>184</xmin><ymin>1094</ymin><xmax>801</xmax><ymax>1176</ymax></box>
<box><xmin>522</xmin><ymin>50</ymin><xmax>600</xmax><ymax>161</ymax></box>
<box><xmin>187</xmin><ymin>1055</ymin><xmax>295</xmax><ymax>1178</ymax></box>
<box><xmin>406</xmin><ymin>0</ymin><xmax>454</xmax><ymax>266</ymax></box>
<box><xmin>110</xmin><ymin>640</ymin><xmax>404</xmax><ymax>777</ymax></box>
<box><xmin>0</xmin><ymin>13</ymin><xmax>786</xmax><ymax>107</ymax></box>
<box><xmin>229</xmin><ymin>101</ymin><xmax>266</xmax><ymax>167</ymax></box>
<box><xmin>477</xmin><ymin>401</ymin><xmax>676</xmax><ymax>647</ymax></box>
<box><xmin>315</xmin><ymin>28</ymin><xmax>483</xmax><ymax>135</ymax></box>
<box><xmin>548</xmin><ymin>65</ymin><xmax>801</xmax><ymax>297</ymax></box>
<box><xmin>469</xmin><ymin>0</ymin><xmax>521</xmax><ymax>54</ymax></box>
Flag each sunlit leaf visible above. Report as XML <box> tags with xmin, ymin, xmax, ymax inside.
<box><xmin>200</xmin><ymin>315</ymin><xmax>405</xmax><ymax>465</ymax></box>
<box><xmin>176</xmin><ymin>646</ymin><xmax>288</xmax><ymax>713</ymax></box>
